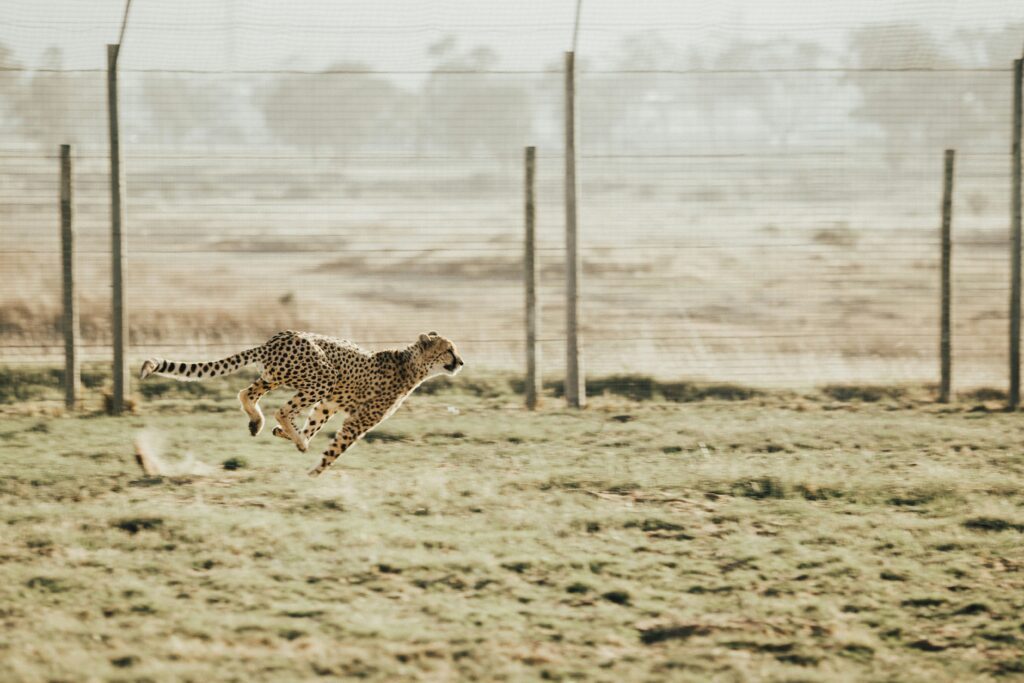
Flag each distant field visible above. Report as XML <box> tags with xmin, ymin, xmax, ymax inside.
<box><xmin>0</xmin><ymin>152</ymin><xmax>1012</xmax><ymax>387</ymax></box>
<box><xmin>1</xmin><ymin>370</ymin><xmax>1022</xmax><ymax>681</ymax></box>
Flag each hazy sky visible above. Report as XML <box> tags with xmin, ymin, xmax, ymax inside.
<box><xmin>2</xmin><ymin>0</ymin><xmax>1023</xmax><ymax>71</ymax></box>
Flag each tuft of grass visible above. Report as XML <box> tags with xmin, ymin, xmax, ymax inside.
<box><xmin>363</xmin><ymin>430</ymin><xmax>406</xmax><ymax>443</ymax></box>
<box><xmin>222</xmin><ymin>457</ymin><xmax>248</xmax><ymax>471</ymax></box>
<box><xmin>542</xmin><ymin>375</ymin><xmax>763</xmax><ymax>403</ymax></box>
<box><xmin>901</xmin><ymin>597</ymin><xmax>946</xmax><ymax>608</ymax></box>
<box><xmin>964</xmin><ymin>517</ymin><xmax>1024</xmax><ymax>533</ymax></box>
<box><xmin>640</xmin><ymin>623</ymin><xmax>711</xmax><ymax>645</ymax></box>
<box><xmin>624</xmin><ymin>518</ymin><xmax>687</xmax><ymax>532</ymax></box>
<box><xmin>821</xmin><ymin>384</ymin><xmax>908</xmax><ymax>403</ymax></box>
<box><xmin>954</xmin><ymin>603</ymin><xmax>989</xmax><ymax>615</ymax></box>
<box><xmin>958</xmin><ymin>387</ymin><xmax>1006</xmax><ymax>403</ymax></box>
<box><xmin>110</xmin><ymin>656</ymin><xmax>139</xmax><ymax>668</ymax></box>
<box><xmin>731</xmin><ymin>477</ymin><xmax>787</xmax><ymax>500</ymax></box>
<box><xmin>112</xmin><ymin>517</ymin><xmax>164</xmax><ymax>534</ymax></box>
<box><xmin>601</xmin><ymin>590</ymin><xmax>631</xmax><ymax>605</ymax></box>
<box><xmin>26</xmin><ymin>576</ymin><xmax>71</xmax><ymax>593</ymax></box>
<box><xmin>660</xmin><ymin>381</ymin><xmax>762</xmax><ymax>403</ymax></box>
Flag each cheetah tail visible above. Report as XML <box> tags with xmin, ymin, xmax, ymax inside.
<box><xmin>139</xmin><ymin>347</ymin><xmax>261</xmax><ymax>382</ymax></box>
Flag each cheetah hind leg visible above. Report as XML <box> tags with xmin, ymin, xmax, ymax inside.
<box><xmin>239</xmin><ymin>378</ymin><xmax>276</xmax><ymax>437</ymax></box>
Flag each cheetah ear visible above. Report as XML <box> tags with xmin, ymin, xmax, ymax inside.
<box><xmin>418</xmin><ymin>333</ymin><xmax>431</xmax><ymax>345</ymax></box>
<box><xmin>428</xmin><ymin>331</ymin><xmax>438</xmax><ymax>337</ymax></box>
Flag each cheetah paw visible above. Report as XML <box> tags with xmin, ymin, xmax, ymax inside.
<box><xmin>248</xmin><ymin>417</ymin><xmax>264</xmax><ymax>437</ymax></box>
<box><xmin>272</xmin><ymin>427</ymin><xmax>308</xmax><ymax>452</ymax></box>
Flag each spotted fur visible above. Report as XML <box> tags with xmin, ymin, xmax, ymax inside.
<box><xmin>139</xmin><ymin>330</ymin><xmax>464</xmax><ymax>476</ymax></box>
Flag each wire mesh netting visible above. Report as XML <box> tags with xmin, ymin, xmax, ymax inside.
<box><xmin>2</xmin><ymin>2</ymin><xmax>1023</xmax><ymax>390</ymax></box>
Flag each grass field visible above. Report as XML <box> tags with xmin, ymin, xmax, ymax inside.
<box><xmin>1</xmin><ymin>370</ymin><xmax>1023</xmax><ymax>681</ymax></box>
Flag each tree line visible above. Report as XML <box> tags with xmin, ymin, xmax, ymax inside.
<box><xmin>1</xmin><ymin>24</ymin><xmax>1021</xmax><ymax>159</ymax></box>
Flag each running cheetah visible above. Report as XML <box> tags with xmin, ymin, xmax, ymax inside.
<box><xmin>139</xmin><ymin>330</ymin><xmax>464</xmax><ymax>476</ymax></box>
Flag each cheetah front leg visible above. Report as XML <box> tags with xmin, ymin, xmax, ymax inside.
<box><xmin>273</xmin><ymin>391</ymin><xmax>320</xmax><ymax>452</ymax></box>
<box><xmin>308</xmin><ymin>409</ymin><xmax>383</xmax><ymax>477</ymax></box>
<box><xmin>273</xmin><ymin>401</ymin><xmax>342</xmax><ymax>450</ymax></box>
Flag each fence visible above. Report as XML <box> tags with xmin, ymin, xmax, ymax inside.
<box><xmin>1</xmin><ymin>6</ymin><xmax>1023</xmax><ymax>408</ymax></box>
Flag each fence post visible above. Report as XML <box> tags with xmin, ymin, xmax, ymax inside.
<box><xmin>60</xmin><ymin>144</ymin><xmax>79</xmax><ymax>411</ymax></box>
<box><xmin>107</xmin><ymin>43</ymin><xmax>129</xmax><ymax>414</ymax></box>
<box><xmin>939</xmin><ymin>149</ymin><xmax>954</xmax><ymax>403</ymax></box>
<box><xmin>1011</xmin><ymin>58</ymin><xmax>1023</xmax><ymax>410</ymax></box>
<box><xmin>564</xmin><ymin>51</ymin><xmax>585</xmax><ymax>408</ymax></box>
<box><xmin>524</xmin><ymin>146</ymin><xmax>540</xmax><ymax>410</ymax></box>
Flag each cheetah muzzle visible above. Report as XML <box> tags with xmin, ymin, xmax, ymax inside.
<box><xmin>138</xmin><ymin>330</ymin><xmax>465</xmax><ymax>476</ymax></box>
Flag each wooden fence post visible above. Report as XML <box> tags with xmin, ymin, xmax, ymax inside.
<box><xmin>939</xmin><ymin>149</ymin><xmax>954</xmax><ymax>403</ymax></box>
<box><xmin>564</xmin><ymin>51</ymin><xmax>585</xmax><ymax>408</ymax></box>
<box><xmin>524</xmin><ymin>146</ymin><xmax>540</xmax><ymax>410</ymax></box>
<box><xmin>60</xmin><ymin>144</ymin><xmax>79</xmax><ymax>410</ymax></box>
<box><xmin>107</xmin><ymin>43</ymin><xmax>129</xmax><ymax>414</ymax></box>
<box><xmin>1011</xmin><ymin>58</ymin><xmax>1023</xmax><ymax>410</ymax></box>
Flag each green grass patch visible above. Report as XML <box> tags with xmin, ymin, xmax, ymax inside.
<box><xmin>0</xmin><ymin>372</ymin><xmax>1022</xmax><ymax>681</ymax></box>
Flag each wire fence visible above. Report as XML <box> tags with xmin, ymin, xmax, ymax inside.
<box><xmin>1</xmin><ymin>6</ymin><xmax>1023</xmax><ymax>396</ymax></box>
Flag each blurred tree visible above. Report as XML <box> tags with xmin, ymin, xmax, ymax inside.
<box><xmin>844</xmin><ymin>23</ymin><xmax>1005</xmax><ymax>163</ymax></box>
<box><xmin>416</xmin><ymin>39</ymin><xmax>533</xmax><ymax>158</ymax></box>
<box><xmin>710</xmin><ymin>39</ymin><xmax>828</xmax><ymax>147</ymax></box>
<box><xmin>539</xmin><ymin>31</ymin><xmax>834</xmax><ymax>153</ymax></box>
<box><xmin>11</xmin><ymin>47</ymin><xmax>103</xmax><ymax>147</ymax></box>
<box><xmin>257</xmin><ymin>62</ymin><xmax>407</xmax><ymax>152</ymax></box>
<box><xmin>140</xmin><ymin>74</ymin><xmax>243</xmax><ymax>145</ymax></box>
<box><xmin>534</xmin><ymin>33</ymin><xmax>673</xmax><ymax>154</ymax></box>
<box><xmin>955</xmin><ymin>21</ymin><xmax>1024</xmax><ymax>65</ymax></box>
<box><xmin>580</xmin><ymin>31</ymin><xmax>676</xmax><ymax>152</ymax></box>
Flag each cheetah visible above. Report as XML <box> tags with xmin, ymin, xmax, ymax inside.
<box><xmin>138</xmin><ymin>330</ymin><xmax>464</xmax><ymax>476</ymax></box>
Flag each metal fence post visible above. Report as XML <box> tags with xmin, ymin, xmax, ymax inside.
<box><xmin>524</xmin><ymin>146</ymin><xmax>541</xmax><ymax>409</ymax></box>
<box><xmin>107</xmin><ymin>43</ymin><xmax>129</xmax><ymax>414</ymax></box>
<box><xmin>564</xmin><ymin>51</ymin><xmax>585</xmax><ymax>408</ymax></box>
<box><xmin>60</xmin><ymin>144</ymin><xmax>79</xmax><ymax>410</ymax></box>
<box><xmin>1011</xmin><ymin>59</ymin><xmax>1023</xmax><ymax>410</ymax></box>
<box><xmin>939</xmin><ymin>149</ymin><xmax>954</xmax><ymax>403</ymax></box>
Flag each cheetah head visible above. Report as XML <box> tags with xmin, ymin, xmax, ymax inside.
<box><xmin>417</xmin><ymin>331</ymin><xmax>465</xmax><ymax>377</ymax></box>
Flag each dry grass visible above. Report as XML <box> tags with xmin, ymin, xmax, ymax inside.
<box><xmin>0</xmin><ymin>157</ymin><xmax>1010</xmax><ymax>388</ymax></box>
